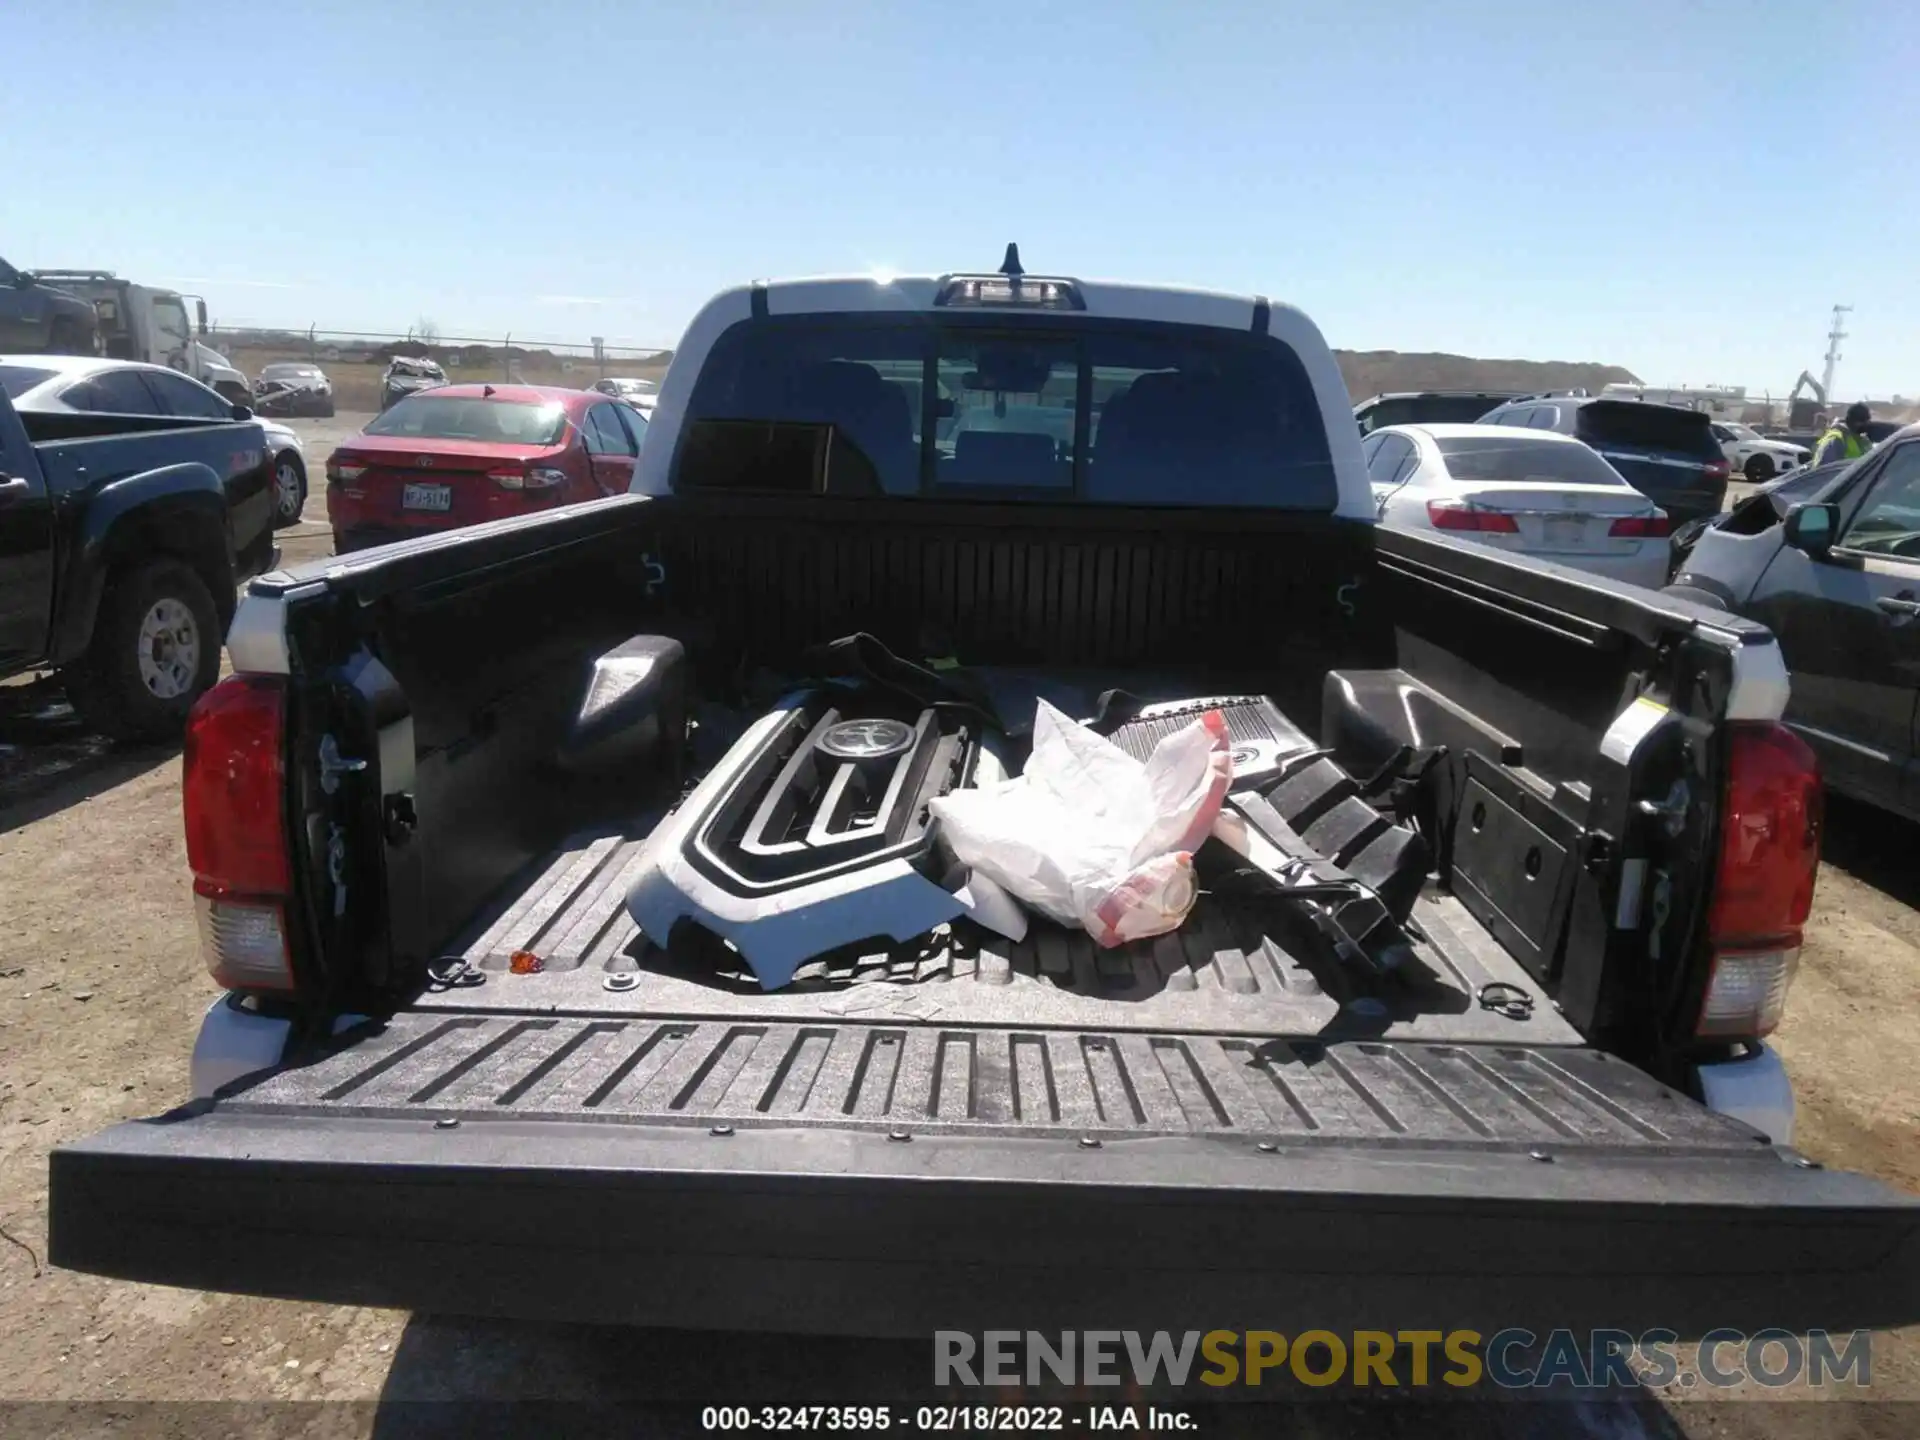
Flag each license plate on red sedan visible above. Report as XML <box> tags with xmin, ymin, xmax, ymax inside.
<box><xmin>402</xmin><ymin>483</ymin><xmax>452</xmax><ymax>512</ymax></box>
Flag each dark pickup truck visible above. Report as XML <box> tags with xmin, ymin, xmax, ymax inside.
<box><xmin>0</xmin><ymin>383</ymin><xmax>277</xmax><ymax>739</ymax></box>
<box><xmin>50</xmin><ymin>263</ymin><xmax>1918</xmax><ymax>1341</ymax></box>
<box><xmin>0</xmin><ymin>255</ymin><xmax>100</xmax><ymax>356</ymax></box>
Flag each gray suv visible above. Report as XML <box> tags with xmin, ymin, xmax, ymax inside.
<box><xmin>1478</xmin><ymin>393</ymin><xmax>1731</xmax><ymax>526</ymax></box>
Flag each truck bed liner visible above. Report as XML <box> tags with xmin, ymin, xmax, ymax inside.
<box><xmin>54</xmin><ymin>1019</ymin><xmax>1920</xmax><ymax>1337</ymax></box>
<box><xmin>230</xmin><ymin>1011</ymin><xmax>1737</xmax><ymax>1147</ymax></box>
<box><xmin>416</xmin><ymin>828</ymin><xmax>1583</xmax><ymax>1046</ymax></box>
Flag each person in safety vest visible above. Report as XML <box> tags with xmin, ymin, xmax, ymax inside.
<box><xmin>1811</xmin><ymin>402</ymin><xmax>1873</xmax><ymax>467</ymax></box>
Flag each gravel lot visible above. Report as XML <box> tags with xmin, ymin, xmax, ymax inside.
<box><xmin>0</xmin><ymin>419</ymin><xmax>1913</xmax><ymax>1435</ymax></box>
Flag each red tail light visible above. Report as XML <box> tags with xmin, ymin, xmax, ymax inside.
<box><xmin>1609</xmin><ymin>514</ymin><xmax>1674</xmax><ymax>538</ymax></box>
<box><xmin>490</xmin><ymin>466</ymin><xmax>568</xmax><ymax>491</ymax></box>
<box><xmin>1698</xmin><ymin>722</ymin><xmax>1822</xmax><ymax>1038</ymax></box>
<box><xmin>325</xmin><ymin>456</ymin><xmax>367</xmax><ymax>484</ymax></box>
<box><xmin>183</xmin><ymin>676</ymin><xmax>296</xmax><ymax>992</ymax></box>
<box><xmin>1426</xmin><ymin>500</ymin><xmax>1520</xmax><ymax>534</ymax></box>
<box><xmin>1703</xmin><ymin>458</ymin><xmax>1731</xmax><ymax>481</ymax></box>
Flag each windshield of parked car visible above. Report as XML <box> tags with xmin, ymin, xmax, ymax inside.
<box><xmin>1765</xmin><ymin>462</ymin><xmax>1854</xmax><ymax>513</ymax></box>
<box><xmin>676</xmin><ymin>316</ymin><xmax>1336</xmax><ymax>508</ymax></box>
<box><xmin>363</xmin><ymin>396</ymin><xmax>567</xmax><ymax>444</ymax></box>
<box><xmin>262</xmin><ymin>363</ymin><xmax>322</xmax><ymax>380</ymax></box>
<box><xmin>1434</xmin><ymin>435</ymin><xmax>1632</xmax><ymax>486</ymax></box>
<box><xmin>0</xmin><ymin>365</ymin><xmax>57</xmax><ymax>399</ymax></box>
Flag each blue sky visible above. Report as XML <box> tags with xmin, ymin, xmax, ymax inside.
<box><xmin>4</xmin><ymin>1</ymin><xmax>1915</xmax><ymax>396</ymax></box>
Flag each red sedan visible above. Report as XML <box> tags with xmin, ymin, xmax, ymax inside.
<box><xmin>324</xmin><ymin>384</ymin><xmax>645</xmax><ymax>552</ymax></box>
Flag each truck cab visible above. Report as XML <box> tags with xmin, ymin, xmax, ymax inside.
<box><xmin>0</xmin><ymin>255</ymin><xmax>101</xmax><ymax>355</ymax></box>
<box><xmin>25</xmin><ymin>271</ymin><xmax>251</xmax><ymax>404</ymax></box>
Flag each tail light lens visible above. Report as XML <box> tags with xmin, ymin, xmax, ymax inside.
<box><xmin>1609</xmin><ymin>513</ymin><xmax>1674</xmax><ymax>538</ymax></box>
<box><xmin>491</xmin><ymin>466</ymin><xmax>567</xmax><ymax>491</ymax></box>
<box><xmin>1704</xmin><ymin>458</ymin><xmax>1732</xmax><ymax>482</ymax></box>
<box><xmin>183</xmin><ymin>676</ymin><xmax>295</xmax><ymax>992</ymax></box>
<box><xmin>1698</xmin><ymin>722</ymin><xmax>1822</xmax><ymax>1038</ymax></box>
<box><xmin>326</xmin><ymin>457</ymin><xmax>367</xmax><ymax>484</ymax></box>
<box><xmin>1427</xmin><ymin>500</ymin><xmax>1520</xmax><ymax>533</ymax></box>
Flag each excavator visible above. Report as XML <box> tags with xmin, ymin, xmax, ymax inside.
<box><xmin>1784</xmin><ymin>370</ymin><xmax>1826</xmax><ymax>433</ymax></box>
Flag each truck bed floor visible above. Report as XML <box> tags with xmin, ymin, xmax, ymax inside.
<box><xmin>415</xmin><ymin>829</ymin><xmax>1581</xmax><ymax>1047</ymax></box>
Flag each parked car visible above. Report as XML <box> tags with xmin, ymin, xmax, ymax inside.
<box><xmin>1669</xmin><ymin>425</ymin><xmax>1920</xmax><ymax>820</ymax></box>
<box><xmin>1353</xmin><ymin>389</ymin><xmax>1528</xmax><ymax>435</ymax></box>
<box><xmin>0</xmin><ymin>371</ymin><xmax>276</xmax><ymax>739</ymax></box>
<box><xmin>49</xmin><ymin>259</ymin><xmax>1918</xmax><ymax>1344</ymax></box>
<box><xmin>0</xmin><ymin>256</ymin><xmax>100</xmax><ymax>355</ymax></box>
<box><xmin>1709</xmin><ymin>420</ymin><xmax>1808</xmax><ymax>483</ymax></box>
<box><xmin>252</xmin><ymin>362</ymin><xmax>335</xmax><ymax>418</ymax></box>
<box><xmin>378</xmin><ymin>355</ymin><xmax>447</xmax><ymax>411</ymax></box>
<box><xmin>1478</xmin><ymin>394</ymin><xmax>1731</xmax><ymax>526</ymax></box>
<box><xmin>1667</xmin><ymin>460</ymin><xmax>1848</xmax><ymax>574</ymax></box>
<box><xmin>324</xmin><ymin>384</ymin><xmax>643</xmax><ymax>552</ymax></box>
<box><xmin>594</xmin><ymin>376</ymin><xmax>658</xmax><ymax>428</ymax></box>
<box><xmin>4</xmin><ymin>355</ymin><xmax>311</xmax><ymax>529</ymax></box>
<box><xmin>1364</xmin><ymin>423</ymin><xmax>1671</xmax><ymax>589</ymax></box>
<box><xmin>593</xmin><ymin>376</ymin><xmax>657</xmax><ymax>405</ymax></box>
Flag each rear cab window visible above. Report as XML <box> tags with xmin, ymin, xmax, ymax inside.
<box><xmin>671</xmin><ymin>315</ymin><xmax>1337</xmax><ymax>509</ymax></box>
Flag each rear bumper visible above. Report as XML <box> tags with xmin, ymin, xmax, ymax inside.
<box><xmin>50</xmin><ymin>1094</ymin><xmax>1919</xmax><ymax>1339</ymax></box>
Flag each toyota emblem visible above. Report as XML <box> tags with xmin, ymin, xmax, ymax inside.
<box><xmin>820</xmin><ymin>718</ymin><xmax>915</xmax><ymax>761</ymax></box>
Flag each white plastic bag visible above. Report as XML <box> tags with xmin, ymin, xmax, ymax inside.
<box><xmin>929</xmin><ymin>701</ymin><xmax>1232</xmax><ymax>947</ymax></box>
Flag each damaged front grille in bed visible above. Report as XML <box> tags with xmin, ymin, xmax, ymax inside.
<box><xmin>228</xmin><ymin>1011</ymin><xmax>1762</xmax><ymax>1151</ymax></box>
<box><xmin>699</xmin><ymin>707</ymin><xmax>969</xmax><ymax>884</ymax></box>
<box><xmin>624</xmin><ymin>692</ymin><xmax>980</xmax><ymax>991</ymax></box>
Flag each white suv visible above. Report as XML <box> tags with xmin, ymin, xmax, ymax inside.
<box><xmin>1711</xmin><ymin>421</ymin><xmax>1809</xmax><ymax>483</ymax></box>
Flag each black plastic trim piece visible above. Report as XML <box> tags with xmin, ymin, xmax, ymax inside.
<box><xmin>1251</xmin><ymin>296</ymin><xmax>1270</xmax><ymax>336</ymax></box>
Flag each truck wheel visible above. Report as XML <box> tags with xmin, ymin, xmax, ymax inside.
<box><xmin>273</xmin><ymin>452</ymin><xmax>308</xmax><ymax>527</ymax></box>
<box><xmin>49</xmin><ymin>317</ymin><xmax>87</xmax><ymax>355</ymax></box>
<box><xmin>67</xmin><ymin>560</ymin><xmax>223</xmax><ymax>743</ymax></box>
<box><xmin>1744</xmin><ymin>454</ymin><xmax>1775</xmax><ymax>483</ymax></box>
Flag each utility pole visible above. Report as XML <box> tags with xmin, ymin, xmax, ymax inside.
<box><xmin>1821</xmin><ymin>304</ymin><xmax>1852</xmax><ymax>400</ymax></box>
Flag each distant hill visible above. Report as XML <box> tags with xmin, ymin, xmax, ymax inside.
<box><xmin>1336</xmin><ymin>350</ymin><xmax>1640</xmax><ymax>403</ymax></box>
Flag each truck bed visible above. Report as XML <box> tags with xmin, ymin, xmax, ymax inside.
<box><xmin>417</xmin><ymin>827</ymin><xmax>1583</xmax><ymax>1048</ymax></box>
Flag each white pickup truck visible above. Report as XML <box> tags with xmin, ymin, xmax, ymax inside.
<box><xmin>49</xmin><ymin>254</ymin><xmax>1918</xmax><ymax>1341</ymax></box>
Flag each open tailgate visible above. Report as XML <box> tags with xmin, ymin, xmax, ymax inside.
<box><xmin>50</xmin><ymin>1011</ymin><xmax>1920</xmax><ymax>1338</ymax></box>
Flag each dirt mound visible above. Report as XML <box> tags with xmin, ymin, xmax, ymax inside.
<box><xmin>1337</xmin><ymin>350</ymin><xmax>1640</xmax><ymax>401</ymax></box>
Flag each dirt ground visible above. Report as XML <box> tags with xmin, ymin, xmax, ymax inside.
<box><xmin>0</xmin><ymin>431</ymin><xmax>1914</xmax><ymax>1435</ymax></box>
